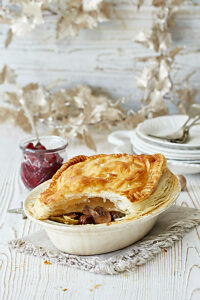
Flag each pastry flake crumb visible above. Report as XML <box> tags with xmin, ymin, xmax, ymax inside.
<box><xmin>94</xmin><ymin>284</ymin><xmax>101</xmax><ymax>289</ymax></box>
<box><xmin>106</xmin><ymin>222</ymin><xmax>112</xmax><ymax>226</ymax></box>
<box><xmin>44</xmin><ymin>260</ymin><xmax>51</xmax><ymax>265</ymax></box>
<box><xmin>62</xmin><ymin>289</ymin><xmax>68</xmax><ymax>292</ymax></box>
<box><xmin>89</xmin><ymin>284</ymin><xmax>102</xmax><ymax>292</ymax></box>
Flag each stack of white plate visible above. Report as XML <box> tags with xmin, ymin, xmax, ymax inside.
<box><xmin>132</xmin><ymin>115</ymin><xmax>200</xmax><ymax>174</ymax></box>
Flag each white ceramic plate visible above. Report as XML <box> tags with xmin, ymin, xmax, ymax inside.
<box><xmin>131</xmin><ymin>132</ymin><xmax>200</xmax><ymax>161</ymax></box>
<box><xmin>133</xmin><ymin>146</ymin><xmax>200</xmax><ymax>174</ymax></box>
<box><xmin>136</xmin><ymin>115</ymin><xmax>200</xmax><ymax>150</ymax></box>
<box><xmin>24</xmin><ymin>180</ymin><xmax>180</xmax><ymax>255</ymax></box>
<box><xmin>133</xmin><ymin>132</ymin><xmax>200</xmax><ymax>156</ymax></box>
<box><xmin>167</xmin><ymin>160</ymin><xmax>200</xmax><ymax>174</ymax></box>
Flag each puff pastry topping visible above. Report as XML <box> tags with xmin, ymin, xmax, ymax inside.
<box><xmin>29</xmin><ymin>153</ymin><xmax>180</xmax><ymax>222</ymax></box>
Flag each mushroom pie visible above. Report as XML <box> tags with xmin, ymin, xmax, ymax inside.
<box><xmin>29</xmin><ymin>153</ymin><xmax>180</xmax><ymax>225</ymax></box>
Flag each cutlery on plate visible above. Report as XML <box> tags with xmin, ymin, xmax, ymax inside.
<box><xmin>168</xmin><ymin>119</ymin><xmax>200</xmax><ymax>143</ymax></box>
<box><xmin>148</xmin><ymin>104</ymin><xmax>200</xmax><ymax>141</ymax></box>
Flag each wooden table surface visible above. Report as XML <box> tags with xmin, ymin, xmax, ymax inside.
<box><xmin>0</xmin><ymin>125</ymin><xmax>200</xmax><ymax>300</ymax></box>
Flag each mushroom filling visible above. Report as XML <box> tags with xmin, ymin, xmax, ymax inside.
<box><xmin>49</xmin><ymin>206</ymin><xmax>125</xmax><ymax>225</ymax></box>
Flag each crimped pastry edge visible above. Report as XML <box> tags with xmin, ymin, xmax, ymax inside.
<box><xmin>39</xmin><ymin>153</ymin><xmax>165</xmax><ymax>205</ymax></box>
<box><xmin>29</xmin><ymin>153</ymin><xmax>180</xmax><ymax>221</ymax></box>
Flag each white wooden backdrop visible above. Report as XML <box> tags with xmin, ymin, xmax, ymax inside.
<box><xmin>0</xmin><ymin>1</ymin><xmax>200</xmax><ymax>112</ymax></box>
<box><xmin>0</xmin><ymin>2</ymin><xmax>200</xmax><ymax>299</ymax></box>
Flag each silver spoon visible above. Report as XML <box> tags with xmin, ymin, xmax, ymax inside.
<box><xmin>148</xmin><ymin>104</ymin><xmax>200</xmax><ymax>140</ymax></box>
<box><xmin>169</xmin><ymin>117</ymin><xmax>200</xmax><ymax>144</ymax></box>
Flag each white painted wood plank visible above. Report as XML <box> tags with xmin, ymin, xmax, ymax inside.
<box><xmin>0</xmin><ymin>124</ymin><xmax>200</xmax><ymax>300</ymax></box>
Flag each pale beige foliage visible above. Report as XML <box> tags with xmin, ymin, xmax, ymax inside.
<box><xmin>0</xmin><ymin>107</ymin><xmax>15</xmax><ymax>123</ymax></box>
<box><xmin>177</xmin><ymin>87</ymin><xmax>197</xmax><ymax>114</ymax></box>
<box><xmin>14</xmin><ymin>108</ymin><xmax>32</xmax><ymax>133</ymax></box>
<box><xmin>168</xmin><ymin>46</ymin><xmax>184</xmax><ymax>59</ymax></box>
<box><xmin>0</xmin><ymin>0</ymin><xmax>198</xmax><ymax>146</ymax></box>
<box><xmin>0</xmin><ymin>65</ymin><xmax>17</xmax><ymax>84</ymax></box>
<box><xmin>135</xmin><ymin>28</ymin><xmax>171</xmax><ymax>52</ymax></box>
<box><xmin>83</xmin><ymin>0</ymin><xmax>103</xmax><ymax>11</ymax></box>
<box><xmin>145</xmin><ymin>89</ymin><xmax>169</xmax><ymax>117</ymax></box>
<box><xmin>152</xmin><ymin>0</ymin><xmax>166</xmax><ymax>7</ymax></box>
<box><xmin>176</xmin><ymin>72</ymin><xmax>197</xmax><ymax>114</ymax></box>
<box><xmin>2</xmin><ymin>0</ymin><xmax>111</xmax><ymax>43</ymax></box>
<box><xmin>135</xmin><ymin>0</ymin><xmax>197</xmax><ymax>118</ymax></box>
<box><xmin>137</xmin><ymin>0</ymin><xmax>144</xmax><ymax>10</ymax></box>
<box><xmin>0</xmin><ymin>77</ymin><xmax>127</xmax><ymax>150</ymax></box>
<box><xmin>124</xmin><ymin>111</ymin><xmax>145</xmax><ymax>129</ymax></box>
<box><xmin>5</xmin><ymin>29</ymin><xmax>13</xmax><ymax>47</ymax></box>
<box><xmin>83</xmin><ymin>130</ymin><xmax>97</xmax><ymax>151</ymax></box>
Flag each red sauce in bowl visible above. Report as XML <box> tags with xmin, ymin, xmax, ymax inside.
<box><xmin>21</xmin><ymin>142</ymin><xmax>63</xmax><ymax>189</ymax></box>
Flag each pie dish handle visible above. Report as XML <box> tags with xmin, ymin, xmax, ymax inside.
<box><xmin>108</xmin><ymin>130</ymin><xmax>133</xmax><ymax>154</ymax></box>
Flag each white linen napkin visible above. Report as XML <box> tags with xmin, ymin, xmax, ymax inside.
<box><xmin>9</xmin><ymin>205</ymin><xmax>200</xmax><ymax>275</ymax></box>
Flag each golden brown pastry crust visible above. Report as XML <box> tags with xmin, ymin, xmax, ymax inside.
<box><xmin>28</xmin><ymin>153</ymin><xmax>181</xmax><ymax>221</ymax></box>
<box><xmin>40</xmin><ymin>153</ymin><xmax>165</xmax><ymax>205</ymax></box>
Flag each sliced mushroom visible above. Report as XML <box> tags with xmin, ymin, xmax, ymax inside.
<box><xmin>78</xmin><ymin>214</ymin><xmax>94</xmax><ymax>225</ymax></box>
<box><xmin>50</xmin><ymin>206</ymin><xmax>125</xmax><ymax>226</ymax></box>
<box><xmin>82</xmin><ymin>205</ymin><xmax>92</xmax><ymax>216</ymax></box>
<box><xmin>90</xmin><ymin>206</ymin><xmax>111</xmax><ymax>224</ymax></box>
<box><xmin>110</xmin><ymin>211</ymin><xmax>125</xmax><ymax>221</ymax></box>
<box><xmin>94</xmin><ymin>206</ymin><xmax>111</xmax><ymax>224</ymax></box>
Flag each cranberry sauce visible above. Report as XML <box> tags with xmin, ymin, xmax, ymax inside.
<box><xmin>21</xmin><ymin>142</ymin><xmax>63</xmax><ymax>189</ymax></box>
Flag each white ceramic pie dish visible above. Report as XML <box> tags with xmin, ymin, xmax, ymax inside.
<box><xmin>24</xmin><ymin>180</ymin><xmax>180</xmax><ymax>255</ymax></box>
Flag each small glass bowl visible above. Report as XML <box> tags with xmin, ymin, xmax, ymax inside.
<box><xmin>19</xmin><ymin>136</ymin><xmax>68</xmax><ymax>190</ymax></box>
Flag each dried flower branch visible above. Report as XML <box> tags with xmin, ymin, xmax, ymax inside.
<box><xmin>1</xmin><ymin>0</ymin><xmax>111</xmax><ymax>45</ymax></box>
<box><xmin>176</xmin><ymin>72</ymin><xmax>197</xmax><ymax>114</ymax></box>
<box><xmin>0</xmin><ymin>65</ymin><xmax>17</xmax><ymax>84</ymax></box>
<box><xmin>1</xmin><ymin>0</ymin><xmax>198</xmax><ymax>148</ymax></box>
<box><xmin>0</xmin><ymin>66</ymin><xmax>127</xmax><ymax>149</ymax></box>
<box><xmin>135</xmin><ymin>0</ymin><xmax>197</xmax><ymax>118</ymax></box>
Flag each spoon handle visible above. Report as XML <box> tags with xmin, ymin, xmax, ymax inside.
<box><xmin>169</xmin><ymin>116</ymin><xmax>200</xmax><ymax>144</ymax></box>
<box><xmin>19</xmin><ymin>98</ymin><xmax>40</xmax><ymax>145</ymax></box>
<box><xmin>181</xmin><ymin>114</ymin><xmax>200</xmax><ymax>131</ymax></box>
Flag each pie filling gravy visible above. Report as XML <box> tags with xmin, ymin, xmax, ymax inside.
<box><xmin>48</xmin><ymin>197</ymin><xmax>126</xmax><ymax>225</ymax></box>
